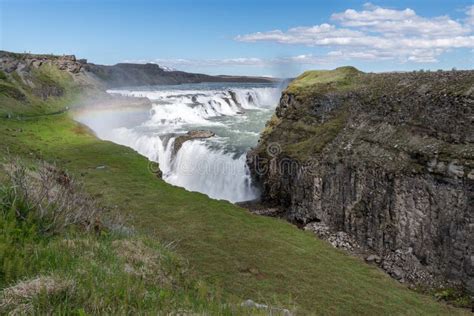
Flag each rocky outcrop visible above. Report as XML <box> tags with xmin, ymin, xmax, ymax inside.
<box><xmin>0</xmin><ymin>51</ymin><xmax>103</xmax><ymax>103</ymax></box>
<box><xmin>248</xmin><ymin>67</ymin><xmax>474</xmax><ymax>291</ymax></box>
<box><xmin>0</xmin><ymin>51</ymin><xmax>85</xmax><ymax>75</ymax></box>
<box><xmin>173</xmin><ymin>130</ymin><xmax>215</xmax><ymax>156</ymax></box>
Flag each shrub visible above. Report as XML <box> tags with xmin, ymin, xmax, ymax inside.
<box><xmin>2</xmin><ymin>158</ymin><xmax>107</xmax><ymax>235</ymax></box>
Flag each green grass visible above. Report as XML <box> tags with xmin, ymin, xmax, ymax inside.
<box><xmin>258</xmin><ymin>105</ymin><xmax>349</xmax><ymax>161</ymax></box>
<box><xmin>284</xmin><ymin>108</ymin><xmax>348</xmax><ymax>160</ymax></box>
<box><xmin>0</xmin><ymin>179</ymin><xmax>239</xmax><ymax>314</ymax></box>
<box><xmin>286</xmin><ymin>66</ymin><xmax>361</xmax><ymax>97</ymax></box>
<box><xmin>0</xmin><ymin>82</ymin><xmax>26</xmax><ymax>100</ymax></box>
<box><xmin>0</xmin><ymin>114</ymin><xmax>467</xmax><ymax>315</ymax></box>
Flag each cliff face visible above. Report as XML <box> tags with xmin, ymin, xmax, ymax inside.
<box><xmin>0</xmin><ymin>51</ymin><xmax>104</xmax><ymax>117</ymax></box>
<box><xmin>248</xmin><ymin>67</ymin><xmax>474</xmax><ymax>291</ymax></box>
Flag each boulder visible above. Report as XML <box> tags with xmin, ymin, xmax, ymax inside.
<box><xmin>366</xmin><ymin>254</ymin><xmax>381</xmax><ymax>263</ymax></box>
<box><xmin>172</xmin><ymin>130</ymin><xmax>215</xmax><ymax>156</ymax></box>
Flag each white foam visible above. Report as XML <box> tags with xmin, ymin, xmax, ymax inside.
<box><xmin>83</xmin><ymin>86</ymin><xmax>281</xmax><ymax>202</ymax></box>
<box><xmin>167</xmin><ymin>140</ymin><xmax>259</xmax><ymax>202</ymax></box>
<box><xmin>108</xmin><ymin>88</ymin><xmax>280</xmax><ymax>126</ymax></box>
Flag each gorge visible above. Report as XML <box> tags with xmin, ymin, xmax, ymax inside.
<box><xmin>3</xmin><ymin>0</ymin><xmax>474</xmax><ymax>312</ymax></box>
<box><xmin>0</xmin><ymin>50</ymin><xmax>472</xmax><ymax>313</ymax></box>
<box><xmin>76</xmin><ymin>63</ymin><xmax>474</xmax><ymax>294</ymax></box>
<box><xmin>247</xmin><ymin>67</ymin><xmax>474</xmax><ymax>293</ymax></box>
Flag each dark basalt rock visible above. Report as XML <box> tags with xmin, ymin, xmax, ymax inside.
<box><xmin>172</xmin><ymin>130</ymin><xmax>215</xmax><ymax>156</ymax></box>
<box><xmin>248</xmin><ymin>68</ymin><xmax>474</xmax><ymax>292</ymax></box>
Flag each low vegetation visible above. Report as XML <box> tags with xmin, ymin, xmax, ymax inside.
<box><xmin>285</xmin><ymin>66</ymin><xmax>361</xmax><ymax>98</ymax></box>
<box><xmin>284</xmin><ymin>108</ymin><xmax>349</xmax><ymax>160</ymax></box>
<box><xmin>0</xmin><ymin>158</ymin><xmax>241</xmax><ymax>314</ymax></box>
<box><xmin>0</xmin><ymin>63</ymin><xmax>79</xmax><ymax>117</ymax></box>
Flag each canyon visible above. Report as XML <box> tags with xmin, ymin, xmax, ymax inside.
<box><xmin>1</xmin><ymin>50</ymin><xmax>472</xmax><ymax>312</ymax></box>
<box><xmin>247</xmin><ymin>67</ymin><xmax>474</xmax><ymax>292</ymax></box>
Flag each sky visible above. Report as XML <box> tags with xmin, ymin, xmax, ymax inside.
<box><xmin>1</xmin><ymin>0</ymin><xmax>473</xmax><ymax>77</ymax></box>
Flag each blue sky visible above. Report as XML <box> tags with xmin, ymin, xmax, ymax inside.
<box><xmin>1</xmin><ymin>0</ymin><xmax>473</xmax><ymax>76</ymax></box>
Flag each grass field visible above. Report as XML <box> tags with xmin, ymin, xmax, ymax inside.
<box><xmin>0</xmin><ymin>113</ymin><xmax>467</xmax><ymax>314</ymax></box>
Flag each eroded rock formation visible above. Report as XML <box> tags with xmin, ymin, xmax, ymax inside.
<box><xmin>248</xmin><ymin>67</ymin><xmax>474</xmax><ymax>291</ymax></box>
<box><xmin>173</xmin><ymin>130</ymin><xmax>215</xmax><ymax>156</ymax></box>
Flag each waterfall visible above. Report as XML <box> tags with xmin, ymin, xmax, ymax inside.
<box><xmin>77</xmin><ymin>83</ymin><xmax>280</xmax><ymax>202</ymax></box>
<box><xmin>108</xmin><ymin>87</ymin><xmax>280</xmax><ymax>125</ymax></box>
<box><xmin>167</xmin><ymin>141</ymin><xmax>259</xmax><ymax>202</ymax></box>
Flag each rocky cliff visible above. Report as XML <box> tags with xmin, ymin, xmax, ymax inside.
<box><xmin>248</xmin><ymin>67</ymin><xmax>474</xmax><ymax>292</ymax></box>
<box><xmin>0</xmin><ymin>51</ymin><xmax>105</xmax><ymax>116</ymax></box>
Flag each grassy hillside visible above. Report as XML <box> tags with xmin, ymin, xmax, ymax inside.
<box><xmin>0</xmin><ymin>65</ymin><xmax>80</xmax><ymax>118</ymax></box>
<box><xmin>0</xmin><ymin>58</ymin><xmax>469</xmax><ymax>314</ymax></box>
<box><xmin>0</xmin><ymin>174</ymin><xmax>233</xmax><ymax>314</ymax></box>
<box><xmin>285</xmin><ymin>66</ymin><xmax>362</xmax><ymax>98</ymax></box>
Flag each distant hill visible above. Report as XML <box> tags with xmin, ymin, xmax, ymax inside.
<box><xmin>84</xmin><ymin>62</ymin><xmax>276</xmax><ymax>88</ymax></box>
<box><xmin>0</xmin><ymin>50</ymin><xmax>276</xmax><ymax>90</ymax></box>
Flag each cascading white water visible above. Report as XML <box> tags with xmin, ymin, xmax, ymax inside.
<box><xmin>75</xmin><ymin>83</ymin><xmax>281</xmax><ymax>202</ymax></box>
<box><xmin>111</xmin><ymin>87</ymin><xmax>280</xmax><ymax>124</ymax></box>
<box><xmin>167</xmin><ymin>141</ymin><xmax>257</xmax><ymax>201</ymax></box>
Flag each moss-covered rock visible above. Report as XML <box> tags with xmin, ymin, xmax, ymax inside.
<box><xmin>0</xmin><ymin>52</ymin><xmax>99</xmax><ymax>117</ymax></box>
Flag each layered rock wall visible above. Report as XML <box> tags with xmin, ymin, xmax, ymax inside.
<box><xmin>248</xmin><ymin>68</ymin><xmax>474</xmax><ymax>290</ymax></box>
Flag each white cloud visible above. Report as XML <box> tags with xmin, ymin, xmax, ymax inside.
<box><xmin>466</xmin><ymin>5</ymin><xmax>474</xmax><ymax>26</ymax></box>
<box><xmin>128</xmin><ymin>4</ymin><xmax>474</xmax><ymax>69</ymax></box>
<box><xmin>235</xmin><ymin>23</ymin><xmax>364</xmax><ymax>46</ymax></box>
<box><xmin>235</xmin><ymin>4</ymin><xmax>474</xmax><ymax>63</ymax></box>
<box><xmin>154</xmin><ymin>57</ymin><xmax>268</xmax><ymax>67</ymax></box>
<box><xmin>123</xmin><ymin>57</ymin><xmax>269</xmax><ymax>68</ymax></box>
<box><xmin>332</xmin><ymin>6</ymin><xmax>417</xmax><ymax>25</ymax></box>
<box><xmin>331</xmin><ymin>5</ymin><xmax>469</xmax><ymax>37</ymax></box>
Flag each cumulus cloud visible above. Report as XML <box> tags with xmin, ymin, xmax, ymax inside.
<box><xmin>236</xmin><ymin>3</ymin><xmax>474</xmax><ymax>63</ymax></box>
<box><xmin>236</xmin><ymin>24</ymin><xmax>365</xmax><ymax>46</ymax></box>
<box><xmin>331</xmin><ymin>5</ymin><xmax>469</xmax><ymax>37</ymax></box>
<box><xmin>129</xmin><ymin>4</ymin><xmax>474</xmax><ymax>69</ymax></box>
